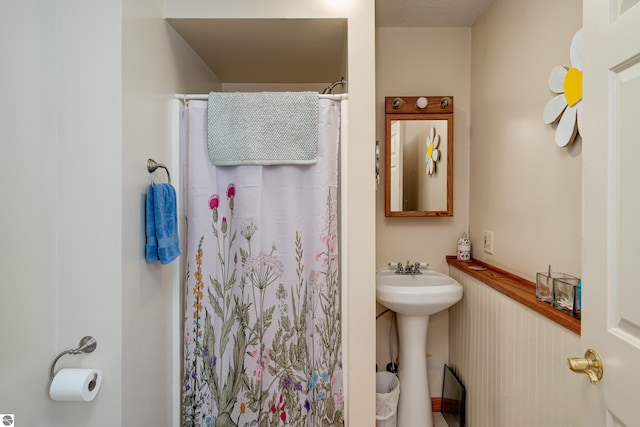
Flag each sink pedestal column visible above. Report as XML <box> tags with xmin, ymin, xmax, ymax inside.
<box><xmin>396</xmin><ymin>314</ymin><xmax>432</xmax><ymax>427</ymax></box>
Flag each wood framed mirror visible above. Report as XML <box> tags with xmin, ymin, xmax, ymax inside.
<box><xmin>385</xmin><ymin>96</ymin><xmax>454</xmax><ymax>217</ymax></box>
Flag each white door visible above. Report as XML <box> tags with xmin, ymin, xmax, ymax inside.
<box><xmin>580</xmin><ymin>1</ymin><xmax>640</xmax><ymax>425</ymax></box>
<box><xmin>390</xmin><ymin>120</ymin><xmax>403</xmax><ymax>211</ymax></box>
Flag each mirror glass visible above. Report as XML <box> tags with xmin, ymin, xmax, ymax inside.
<box><xmin>385</xmin><ymin>96</ymin><xmax>453</xmax><ymax>217</ymax></box>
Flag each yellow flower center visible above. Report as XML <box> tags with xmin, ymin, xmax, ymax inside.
<box><xmin>564</xmin><ymin>67</ymin><xmax>583</xmax><ymax>107</ymax></box>
<box><xmin>427</xmin><ymin>142</ymin><xmax>434</xmax><ymax>159</ymax></box>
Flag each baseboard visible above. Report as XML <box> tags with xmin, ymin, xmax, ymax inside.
<box><xmin>432</xmin><ymin>397</ymin><xmax>442</xmax><ymax>412</ymax></box>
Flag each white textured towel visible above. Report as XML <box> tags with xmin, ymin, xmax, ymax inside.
<box><xmin>207</xmin><ymin>91</ymin><xmax>319</xmax><ymax>165</ymax></box>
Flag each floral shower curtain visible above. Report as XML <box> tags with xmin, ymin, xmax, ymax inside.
<box><xmin>182</xmin><ymin>99</ymin><xmax>343</xmax><ymax>427</ymax></box>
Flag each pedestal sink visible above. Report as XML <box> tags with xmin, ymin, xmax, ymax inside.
<box><xmin>376</xmin><ymin>267</ymin><xmax>463</xmax><ymax>427</ymax></box>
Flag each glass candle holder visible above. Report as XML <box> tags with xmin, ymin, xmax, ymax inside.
<box><xmin>553</xmin><ymin>276</ymin><xmax>581</xmax><ymax>318</ymax></box>
<box><xmin>536</xmin><ymin>272</ymin><xmax>555</xmax><ymax>304</ymax></box>
<box><xmin>536</xmin><ymin>272</ymin><xmax>578</xmax><ymax>305</ymax></box>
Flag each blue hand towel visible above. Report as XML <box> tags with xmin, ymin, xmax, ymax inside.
<box><xmin>145</xmin><ymin>184</ymin><xmax>159</xmax><ymax>262</ymax></box>
<box><xmin>145</xmin><ymin>183</ymin><xmax>181</xmax><ymax>264</ymax></box>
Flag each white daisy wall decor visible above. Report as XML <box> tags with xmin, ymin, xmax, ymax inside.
<box><xmin>543</xmin><ymin>29</ymin><xmax>583</xmax><ymax>147</ymax></box>
<box><xmin>425</xmin><ymin>127</ymin><xmax>440</xmax><ymax>175</ymax></box>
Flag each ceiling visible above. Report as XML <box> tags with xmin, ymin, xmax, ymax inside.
<box><xmin>167</xmin><ymin>18</ymin><xmax>347</xmax><ymax>84</ymax></box>
<box><xmin>167</xmin><ymin>1</ymin><xmax>493</xmax><ymax>84</ymax></box>
<box><xmin>376</xmin><ymin>0</ymin><xmax>494</xmax><ymax>27</ymax></box>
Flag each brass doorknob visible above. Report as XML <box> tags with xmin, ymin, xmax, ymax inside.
<box><xmin>567</xmin><ymin>349</ymin><xmax>603</xmax><ymax>385</ymax></box>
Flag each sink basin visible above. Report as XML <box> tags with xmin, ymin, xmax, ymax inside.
<box><xmin>376</xmin><ymin>268</ymin><xmax>463</xmax><ymax>316</ymax></box>
<box><xmin>376</xmin><ymin>267</ymin><xmax>463</xmax><ymax>427</ymax></box>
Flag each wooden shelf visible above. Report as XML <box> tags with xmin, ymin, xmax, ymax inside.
<box><xmin>446</xmin><ymin>256</ymin><xmax>580</xmax><ymax>335</ymax></box>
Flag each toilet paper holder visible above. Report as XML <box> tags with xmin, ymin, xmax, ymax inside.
<box><xmin>50</xmin><ymin>336</ymin><xmax>97</xmax><ymax>380</ymax></box>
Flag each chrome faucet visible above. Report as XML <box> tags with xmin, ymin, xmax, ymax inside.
<box><xmin>414</xmin><ymin>262</ymin><xmax>423</xmax><ymax>273</ymax></box>
<box><xmin>390</xmin><ymin>261</ymin><xmax>428</xmax><ymax>275</ymax></box>
<box><xmin>394</xmin><ymin>262</ymin><xmax>404</xmax><ymax>274</ymax></box>
<box><xmin>404</xmin><ymin>261</ymin><xmax>413</xmax><ymax>274</ymax></box>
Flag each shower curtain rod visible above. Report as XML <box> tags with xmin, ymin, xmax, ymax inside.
<box><xmin>174</xmin><ymin>93</ymin><xmax>348</xmax><ymax>101</ymax></box>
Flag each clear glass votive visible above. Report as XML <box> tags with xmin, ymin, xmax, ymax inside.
<box><xmin>536</xmin><ymin>272</ymin><xmax>578</xmax><ymax>305</ymax></box>
<box><xmin>536</xmin><ymin>272</ymin><xmax>556</xmax><ymax>304</ymax></box>
<box><xmin>553</xmin><ymin>275</ymin><xmax>580</xmax><ymax>316</ymax></box>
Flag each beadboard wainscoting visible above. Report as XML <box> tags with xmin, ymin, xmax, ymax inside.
<box><xmin>448</xmin><ymin>267</ymin><xmax>583</xmax><ymax>427</ymax></box>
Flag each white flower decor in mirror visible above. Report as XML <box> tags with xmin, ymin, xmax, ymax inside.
<box><xmin>425</xmin><ymin>127</ymin><xmax>440</xmax><ymax>175</ymax></box>
<box><xmin>543</xmin><ymin>28</ymin><xmax>583</xmax><ymax>147</ymax></box>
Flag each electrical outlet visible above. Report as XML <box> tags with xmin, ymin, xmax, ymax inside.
<box><xmin>483</xmin><ymin>230</ymin><xmax>494</xmax><ymax>254</ymax></box>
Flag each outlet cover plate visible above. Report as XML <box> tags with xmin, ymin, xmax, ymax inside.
<box><xmin>483</xmin><ymin>230</ymin><xmax>494</xmax><ymax>254</ymax></box>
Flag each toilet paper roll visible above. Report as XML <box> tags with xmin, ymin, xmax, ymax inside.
<box><xmin>49</xmin><ymin>368</ymin><xmax>102</xmax><ymax>402</ymax></box>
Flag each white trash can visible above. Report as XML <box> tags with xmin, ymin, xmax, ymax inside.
<box><xmin>376</xmin><ymin>371</ymin><xmax>400</xmax><ymax>427</ymax></box>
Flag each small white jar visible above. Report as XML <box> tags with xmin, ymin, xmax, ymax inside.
<box><xmin>457</xmin><ymin>233</ymin><xmax>471</xmax><ymax>261</ymax></box>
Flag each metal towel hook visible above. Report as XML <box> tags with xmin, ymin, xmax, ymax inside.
<box><xmin>50</xmin><ymin>336</ymin><xmax>98</xmax><ymax>380</ymax></box>
<box><xmin>147</xmin><ymin>158</ymin><xmax>171</xmax><ymax>184</ymax></box>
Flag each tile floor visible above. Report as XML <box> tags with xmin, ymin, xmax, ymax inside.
<box><xmin>377</xmin><ymin>412</ymin><xmax>449</xmax><ymax>427</ymax></box>
<box><xmin>433</xmin><ymin>412</ymin><xmax>448</xmax><ymax>427</ymax></box>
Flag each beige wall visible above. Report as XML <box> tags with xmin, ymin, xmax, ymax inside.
<box><xmin>376</xmin><ymin>28</ymin><xmax>471</xmax><ymax>275</ymax></box>
<box><xmin>1</xmin><ymin>1</ymin><xmax>125</xmax><ymax>425</ymax></box>
<box><xmin>469</xmin><ymin>0</ymin><xmax>582</xmax><ymax>281</ymax></box>
<box><xmin>1</xmin><ymin>1</ymin><xmax>58</xmax><ymax>424</ymax></box>
<box><xmin>55</xmin><ymin>2</ymin><xmax>124</xmax><ymax>425</ymax></box>
<box><xmin>375</xmin><ymin>27</ymin><xmax>471</xmax><ymax>398</ymax></box>
<box><xmin>122</xmin><ymin>0</ymin><xmax>220</xmax><ymax>425</ymax></box>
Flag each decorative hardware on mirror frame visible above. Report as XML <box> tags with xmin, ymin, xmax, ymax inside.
<box><xmin>391</xmin><ymin>97</ymin><xmax>404</xmax><ymax>109</ymax></box>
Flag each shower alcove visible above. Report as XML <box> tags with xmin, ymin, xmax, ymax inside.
<box><xmin>165</xmin><ymin>15</ymin><xmax>358</xmax><ymax>426</ymax></box>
